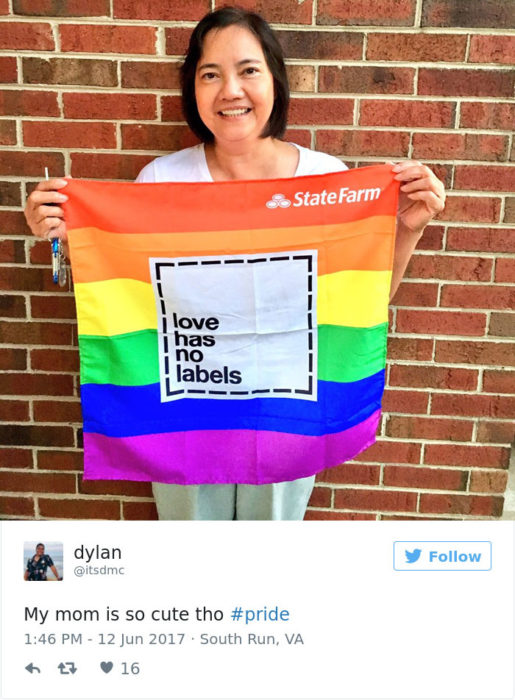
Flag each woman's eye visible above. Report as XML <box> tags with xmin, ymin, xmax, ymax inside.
<box><xmin>244</xmin><ymin>67</ymin><xmax>258</xmax><ymax>75</ymax></box>
<box><xmin>201</xmin><ymin>72</ymin><xmax>217</xmax><ymax>80</ymax></box>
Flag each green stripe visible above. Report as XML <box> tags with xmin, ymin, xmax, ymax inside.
<box><xmin>79</xmin><ymin>323</ymin><xmax>388</xmax><ymax>386</ymax></box>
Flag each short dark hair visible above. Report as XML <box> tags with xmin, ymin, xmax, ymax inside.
<box><xmin>180</xmin><ymin>6</ymin><xmax>289</xmax><ymax>143</ymax></box>
<box><xmin>36</xmin><ymin>543</ymin><xmax>45</xmax><ymax>548</ymax></box>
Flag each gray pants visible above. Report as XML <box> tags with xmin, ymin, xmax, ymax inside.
<box><xmin>151</xmin><ymin>476</ymin><xmax>315</xmax><ymax>520</ymax></box>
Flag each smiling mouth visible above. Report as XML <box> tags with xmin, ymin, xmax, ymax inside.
<box><xmin>218</xmin><ymin>108</ymin><xmax>252</xmax><ymax>117</ymax></box>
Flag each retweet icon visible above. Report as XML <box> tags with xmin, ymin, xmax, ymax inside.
<box><xmin>405</xmin><ymin>548</ymin><xmax>422</xmax><ymax>564</ymax></box>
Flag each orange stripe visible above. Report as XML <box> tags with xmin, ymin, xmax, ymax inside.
<box><xmin>63</xmin><ymin>165</ymin><xmax>399</xmax><ymax>234</ymax></box>
<box><xmin>69</xmin><ymin>216</ymin><xmax>396</xmax><ymax>283</ymax></box>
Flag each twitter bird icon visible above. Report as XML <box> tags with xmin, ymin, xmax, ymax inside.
<box><xmin>405</xmin><ymin>548</ymin><xmax>422</xmax><ymax>564</ymax></box>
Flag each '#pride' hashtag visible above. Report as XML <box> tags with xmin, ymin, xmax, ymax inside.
<box><xmin>231</xmin><ymin>607</ymin><xmax>243</xmax><ymax>621</ymax></box>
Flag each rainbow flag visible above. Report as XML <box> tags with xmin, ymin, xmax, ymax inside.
<box><xmin>65</xmin><ymin>164</ymin><xmax>398</xmax><ymax>484</ymax></box>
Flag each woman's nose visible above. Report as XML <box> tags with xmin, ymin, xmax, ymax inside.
<box><xmin>219</xmin><ymin>73</ymin><xmax>244</xmax><ymax>99</ymax></box>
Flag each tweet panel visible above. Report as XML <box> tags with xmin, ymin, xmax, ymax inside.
<box><xmin>1</xmin><ymin>521</ymin><xmax>513</xmax><ymax>699</ymax></box>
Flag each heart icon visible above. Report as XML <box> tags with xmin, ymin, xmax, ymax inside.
<box><xmin>100</xmin><ymin>661</ymin><xmax>113</xmax><ymax>674</ymax></box>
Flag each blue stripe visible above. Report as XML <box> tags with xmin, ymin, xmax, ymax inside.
<box><xmin>81</xmin><ymin>372</ymin><xmax>385</xmax><ymax>438</ymax></box>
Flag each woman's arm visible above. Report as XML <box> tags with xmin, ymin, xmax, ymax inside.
<box><xmin>389</xmin><ymin>161</ymin><xmax>446</xmax><ymax>301</ymax></box>
<box><xmin>50</xmin><ymin>565</ymin><xmax>60</xmax><ymax>580</ymax></box>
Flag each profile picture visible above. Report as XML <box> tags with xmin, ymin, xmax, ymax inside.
<box><xmin>23</xmin><ymin>542</ymin><xmax>63</xmax><ymax>581</ymax></box>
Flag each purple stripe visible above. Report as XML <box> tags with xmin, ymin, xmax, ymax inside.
<box><xmin>83</xmin><ymin>410</ymin><xmax>381</xmax><ymax>485</ymax></box>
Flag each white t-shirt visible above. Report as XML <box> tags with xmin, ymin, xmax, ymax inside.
<box><xmin>135</xmin><ymin>143</ymin><xmax>347</xmax><ymax>183</ymax></box>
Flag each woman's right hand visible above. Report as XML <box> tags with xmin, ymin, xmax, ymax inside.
<box><xmin>24</xmin><ymin>178</ymin><xmax>69</xmax><ymax>242</ymax></box>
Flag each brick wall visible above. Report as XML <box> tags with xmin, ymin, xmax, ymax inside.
<box><xmin>0</xmin><ymin>0</ymin><xmax>513</xmax><ymax>520</ymax></box>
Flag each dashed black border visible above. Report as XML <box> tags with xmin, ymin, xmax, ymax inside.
<box><xmin>154</xmin><ymin>253</ymin><xmax>315</xmax><ymax>399</ymax></box>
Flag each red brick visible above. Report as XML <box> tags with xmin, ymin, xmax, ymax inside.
<box><xmin>418</xmin><ymin>68</ymin><xmax>514</xmax><ymax>98</ymax></box>
<box><xmin>495</xmin><ymin>258</ymin><xmax>515</xmax><ymax>283</ymax></box>
<box><xmin>505</xmin><ymin>198</ymin><xmax>515</xmax><ymax>223</ymax></box>
<box><xmin>0</xmin><ymin>495</ymin><xmax>34</xmax><ymax>517</ymax></box>
<box><xmin>1</xmin><ymin>373</ymin><xmax>74</xmax><ymax>397</ymax></box>
<box><xmin>289</xmin><ymin>98</ymin><xmax>354</xmax><ymax>125</ymax></box>
<box><xmin>164</xmin><ymin>27</ymin><xmax>192</xmax><ymax>56</ymax></box>
<box><xmin>0</xmin><ymin>470</ymin><xmax>76</xmax><ymax>493</ymax></box>
<box><xmin>431</xmin><ymin>392</ymin><xmax>515</xmax><ymax>418</ymax></box>
<box><xmin>384</xmin><ymin>465</ymin><xmax>467</xmax><ymax>490</ymax></box>
<box><xmin>33</xmin><ymin>400</ymin><xmax>82</xmax><ymax>422</ymax></box>
<box><xmin>425</xmin><ymin>443</ymin><xmax>509</xmax><ymax>468</ymax></box>
<box><xmin>0</xmin><ymin>400</ymin><xmax>30</xmax><ymax>422</ymax></box>
<box><xmin>13</xmin><ymin>0</ymin><xmax>110</xmax><ymax>15</ymax></box>
<box><xmin>469</xmin><ymin>35</ymin><xmax>515</xmax><ymax>64</ymax></box>
<box><xmin>389</xmin><ymin>364</ymin><xmax>478</xmax><ymax>391</ymax></box>
<box><xmin>23</xmin><ymin>57</ymin><xmax>117</xmax><ymax>86</ymax></box>
<box><xmin>123</xmin><ymin>500</ymin><xmax>158</xmax><ymax>520</ymax></box>
<box><xmin>320</xmin><ymin>65</ymin><xmax>414</xmax><ymax>94</ymax></box>
<box><xmin>489</xmin><ymin>312</ymin><xmax>515</xmax><ymax>338</ymax></box>
<box><xmin>406</xmin><ymin>254</ymin><xmax>493</xmax><ymax>281</ymax></box>
<box><xmin>435</xmin><ymin>340</ymin><xmax>515</xmax><ymax>368</ymax></box>
<box><xmin>0</xmin><ymin>448</ymin><xmax>32</xmax><ymax>469</ymax></box>
<box><xmin>0</xmin><ymin>0</ymin><xmax>7</xmax><ymax>12</ymax></box>
<box><xmin>63</xmin><ymin>92</ymin><xmax>156</xmax><ymax>120</ymax></box>
<box><xmin>317</xmin><ymin>0</ymin><xmax>415</xmax><ymax>25</ymax></box>
<box><xmin>0</xmin><ymin>121</ymin><xmax>16</xmax><ymax>145</ymax></box>
<box><xmin>0</xmin><ymin>182</ymin><xmax>21</xmax><ymax>206</ymax></box>
<box><xmin>0</xmin><ymin>150</ymin><xmax>64</xmax><ymax>177</ymax></box>
<box><xmin>422</xmin><ymin>0</ymin><xmax>513</xmax><ymax>29</ymax></box>
<box><xmin>38</xmin><ymin>498</ymin><xmax>120</xmax><ymax>519</ymax></box>
<box><xmin>31</xmin><ymin>349</ymin><xmax>79</xmax><ymax>373</ymax></box>
<box><xmin>284</xmin><ymin>129</ymin><xmax>312</xmax><ymax>149</ymax></box>
<box><xmin>0</xmin><ymin>21</ymin><xmax>54</xmax><ymax>50</ymax></box>
<box><xmin>0</xmin><ymin>238</ymin><xmax>26</xmax><ymax>263</ymax></box>
<box><xmin>0</xmin><ymin>265</ymin><xmax>63</xmax><ymax>291</ymax></box>
<box><xmin>396</xmin><ymin>309</ymin><xmax>486</xmax><ymax>336</ymax></box>
<box><xmin>30</xmin><ymin>295</ymin><xmax>76</xmax><ymax>320</ymax></box>
<box><xmin>37</xmin><ymin>449</ymin><xmax>83</xmax><ymax>471</ymax></box>
<box><xmin>121</xmin><ymin>124</ymin><xmax>198</xmax><ymax>152</ymax></box>
<box><xmin>0</xmin><ymin>348</ymin><xmax>27</xmax><ymax>370</ymax></box>
<box><xmin>0</xmin><ymin>56</ymin><xmax>17</xmax><ymax>82</ymax></box>
<box><xmin>309</xmin><ymin>486</ymin><xmax>332</xmax><ymax>508</ymax></box>
<box><xmin>334</xmin><ymin>488</ymin><xmax>417</xmax><ymax>512</ymax></box>
<box><xmin>446</xmin><ymin>227</ymin><xmax>515</xmax><ymax>253</ymax></box>
<box><xmin>317</xmin><ymin>463</ymin><xmax>380</xmax><ymax>485</ymax></box>
<box><xmin>160</xmin><ymin>95</ymin><xmax>184</xmax><ymax>122</ymax></box>
<box><xmin>460</xmin><ymin>102</ymin><xmax>514</xmax><ymax>129</ymax></box>
<box><xmin>114</xmin><ymin>0</ymin><xmax>208</xmax><ymax>19</ymax></box>
<box><xmin>367</xmin><ymin>32</ymin><xmax>466</xmax><ymax>61</ymax></box>
<box><xmin>477</xmin><ymin>421</ymin><xmax>515</xmax><ymax>444</ymax></box>
<box><xmin>482</xmin><ymin>370</ymin><xmax>515</xmax><ymax>394</ymax></box>
<box><xmin>454</xmin><ymin>166</ymin><xmax>515</xmax><ymax>193</ymax></box>
<box><xmin>386</xmin><ymin>337</ymin><xmax>433</xmax><ymax>362</ymax></box>
<box><xmin>23</xmin><ymin>121</ymin><xmax>116</xmax><ymax>149</ymax></box>
<box><xmin>287</xmin><ymin>65</ymin><xmax>316</xmax><ymax>93</ymax></box>
<box><xmin>412</xmin><ymin>132</ymin><xmax>508</xmax><ymax>162</ymax></box>
<box><xmin>469</xmin><ymin>470</ymin><xmax>508</xmax><ymax>494</ymax></box>
<box><xmin>216</xmin><ymin>0</ymin><xmax>314</xmax><ymax>24</ymax></box>
<box><xmin>382</xmin><ymin>388</ymin><xmax>429</xmax><ymax>414</ymax></box>
<box><xmin>415</xmin><ymin>225</ymin><xmax>445</xmax><ymax>251</ymax></box>
<box><xmin>0</xmin><ymin>320</ymin><xmax>73</xmax><ymax>345</ymax></box>
<box><xmin>305</xmin><ymin>509</ymin><xmax>376</xmax><ymax>520</ymax></box>
<box><xmin>78</xmin><ymin>476</ymin><xmax>153</xmax><ymax>497</ymax></box>
<box><xmin>71</xmin><ymin>152</ymin><xmax>154</xmax><ymax>181</ymax></box>
<box><xmin>0</xmin><ymin>89</ymin><xmax>59</xmax><ymax>117</ymax></box>
<box><xmin>355</xmin><ymin>439</ymin><xmax>421</xmax><ymax>464</ymax></box>
<box><xmin>60</xmin><ymin>24</ymin><xmax>156</xmax><ymax>54</ymax></box>
<box><xmin>316</xmin><ymin>129</ymin><xmax>409</xmax><ymax>158</ymax></box>
<box><xmin>389</xmin><ymin>282</ymin><xmax>439</xmax><ymax>307</ymax></box>
<box><xmin>386</xmin><ymin>416</ymin><xmax>473</xmax><ymax>441</ymax></box>
<box><xmin>441</xmin><ymin>284</ymin><xmax>514</xmax><ymax>310</ymax></box>
<box><xmin>278</xmin><ymin>29</ymin><xmax>363</xmax><ymax>59</ymax></box>
<box><xmin>360</xmin><ymin>99</ymin><xmax>455</xmax><ymax>127</ymax></box>
<box><xmin>419</xmin><ymin>493</ymin><xmax>503</xmax><ymax>517</ymax></box>
<box><xmin>0</xmin><ymin>425</ymin><xmax>74</xmax><ymax>447</ymax></box>
<box><xmin>121</xmin><ymin>60</ymin><xmax>181</xmax><ymax>89</ymax></box>
<box><xmin>439</xmin><ymin>195</ymin><xmax>501</xmax><ymax>223</ymax></box>
<box><xmin>0</xmin><ymin>292</ymin><xmax>26</xmax><ymax>317</ymax></box>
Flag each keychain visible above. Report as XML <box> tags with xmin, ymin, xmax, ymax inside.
<box><xmin>45</xmin><ymin>167</ymin><xmax>67</xmax><ymax>287</ymax></box>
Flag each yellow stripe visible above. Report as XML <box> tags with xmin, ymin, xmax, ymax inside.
<box><xmin>317</xmin><ymin>270</ymin><xmax>391</xmax><ymax>327</ymax></box>
<box><xmin>75</xmin><ymin>269</ymin><xmax>391</xmax><ymax>336</ymax></box>
<box><xmin>75</xmin><ymin>279</ymin><xmax>157</xmax><ymax>336</ymax></box>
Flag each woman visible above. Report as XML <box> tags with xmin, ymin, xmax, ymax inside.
<box><xmin>24</xmin><ymin>543</ymin><xmax>61</xmax><ymax>581</ymax></box>
<box><xmin>24</xmin><ymin>7</ymin><xmax>445</xmax><ymax>522</ymax></box>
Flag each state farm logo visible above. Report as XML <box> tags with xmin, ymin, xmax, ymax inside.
<box><xmin>266</xmin><ymin>193</ymin><xmax>291</xmax><ymax>209</ymax></box>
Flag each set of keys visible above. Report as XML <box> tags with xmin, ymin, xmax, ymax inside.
<box><xmin>45</xmin><ymin>167</ymin><xmax>67</xmax><ymax>287</ymax></box>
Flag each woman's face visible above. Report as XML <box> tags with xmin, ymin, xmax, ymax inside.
<box><xmin>36</xmin><ymin>545</ymin><xmax>44</xmax><ymax>556</ymax></box>
<box><xmin>194</xmin><ymin>25</ymin><xmax>275</xmax><ymax>147</ymax></box>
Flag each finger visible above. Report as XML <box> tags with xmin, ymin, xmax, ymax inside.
<box><xmin>35</xmin><ymin>205</ymin><xmax>64</xmax><ymax>223</ymax></box>
<box><xmin>34</xmin><ymin>178</ymin><xmax>68</xmax><ymax>192</ymax></box>
<box><xmin>394</xmin><ymin>164</ymin><xmax>432</xmax><ymax>182</ymax></box>
<box><xmin>34</xmin><ymin>217</ymin><xmax>66</xmax><ymax>238</ymax></box>
<box><xmin>406</xmin><ymin>190</ymin><xmax>445</xmax><ymax>213</ymax></box>
<box><xmin>29</xmin><ymin>189</ymin><xmax>68</xmax><ymax>206</ymax></box>
<box><xmin>400</xmin><ymin>176</ymin><xmax>443</xmax><ymax>195</ymax></box>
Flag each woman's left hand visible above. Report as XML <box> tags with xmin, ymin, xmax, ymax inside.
<box><xmin>392</xmin><ymin>161</ymin><xmax>446</xmax><ymax>235</ymax></box>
